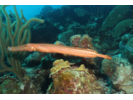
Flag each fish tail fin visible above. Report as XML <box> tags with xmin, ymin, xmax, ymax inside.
<box><xmin>97</xmin><ymin>54</ymin><xmax>112</xmax><ymax>60</ymax></box>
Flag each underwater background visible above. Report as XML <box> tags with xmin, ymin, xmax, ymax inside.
<box><xmin>0</xmin><ymin>5</ymin><xmax>133</xmax><ymax>94</ymax></box>
<box><xmin>5</xmin><ymin>5</ymin><xmax>63</xmax><ymax>20</ymax></box>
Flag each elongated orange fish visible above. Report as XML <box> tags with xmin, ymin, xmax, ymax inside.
<box><xmin>7</xmin><ymin>43</ymin><xmax>112</xmax><ymax>60</ymax></box>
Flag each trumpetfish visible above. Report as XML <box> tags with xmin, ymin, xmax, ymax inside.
<box><xmin>7</xmin><ymin>43</ymin><xmax>112</xmax><ymax>60</ymax></box>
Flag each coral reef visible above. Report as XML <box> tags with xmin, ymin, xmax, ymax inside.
<box><xmin>70</xmin><ymin>34</ymin><xmax>94</xmax><ymax>49</ymax></box>
<box><xmin>113</xmin><ymin>19</ymin><xmax>133</xmax><ymax>37</ymax></box>
<box><xmin>31</xmin><ymin>20</ymin><xmax>61</xmax><ymax>43</ymax></box>
<box><xmin>54</xmin><ymin>41</ymin><xmax>65</xmax><ymax>46</ymax></box>
<box><xmin>119</xmin><ymin>37</ymin><xmax>133</xmax><ymax>64</ymax></box>
<box><xmin>79</xmin><ymin>34</ymin><xmax>94</xmax><ymax>49</ymax></box>
<box><xmin>85</xmin><ymin>22</ymin><xmax>99</xmax><ymax>37</ymax></box>
<box><xmin>19</xmin><ymin>75</ymin><xmax>38</xmax><ymax>94</ymax></box>
<box><xmin>101</xmin><ymin>54</ymin><xmax>133</xmax><ymax>93</ymax></box>
<box><xmin>121</xmin><ymin>33</ymin><xmax>133</xmax><ymax>43</ymax></box>
<box><xmin>24</xmin><ymin>51</ymin><xmax>45</xmax><ymax>67</ymax></box>
<box><xmin>0</xmin><ymin>79</ymin><xmax>21</xmax><ymax>94</ymax></box>
<box><xmin>1</xmin><ymin>5</ymin><xmax>133</xmax><ymax>94</ymax></box>
<box><xmin>102</xmin><ymin>5</ymin><xmax>131</xmax><ymax>31</ymax></box>
<box><xmin>47</xmin><ymin>59</ymin><xmax>108</xmax><ymax>94</ymax></box>
<box><xmin>0</xmin><ymin>75</ymin><xmax>38</xmax><ymax>94</ymax></box>
<box><xmin>93</xmin><ymin>36</ymin><xmax>110</xmax><ymax>53</ymax></box>
<box><xmin>70</xmin><ymin>34</ymin><xmax>81</xmax><ymax>47</ymax></box>
<box><xmin>74</xmin><ymin>8</ymin><xmax>89</xmax><ymax>17</ymax></box>
<box><xmin>21</xmin><ymin>67</ymin><xmax>51</xmax><ymax>93</ymax></box>
<box><xmin>58</xmin><ymin>30</ymin><xmax>75</xmax><ymax>43</ymax></box>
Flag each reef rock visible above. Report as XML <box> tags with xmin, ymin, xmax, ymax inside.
<box><xmin>119</xmin><ymin>37</ymin><xmax>133</xmax><ymax>64</ymax></box>
<box><xmin>24</xmin><ymin>51</ymin><xmax>45</xmax><ymax>67</ymax></box>
<box><xmin>85</xmin><ymin>22</ymin><xmax>99</xmax><ymax>37</ymax></box>
<box><xmin>101</xmin><ymin>54</ymin><xmax>133</xmax><ymax>93</ymax></box>
<box><xmin>58</xmin><ymin>30</ymin><xmax>75</xmax><ymax>43</ymax></box>
<box><xmin>47</xmin><ymin>59</ymin><xmax>108</xmax><ymax>94</ymax></box>
<box><xmin>0</xmin><ymin>79</ymin><xmax>21</xmax><ymax>94</ymax></box>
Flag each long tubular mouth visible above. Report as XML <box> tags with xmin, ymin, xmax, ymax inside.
<box><xmin>7</xmin><ymin>44</ymin><xmax>35</xmax><ymax>52</ymax></box>
<box><xmin>7</xmin><ymin>46</ymin><xmax>22</xmax><ymax>51</ymax></box>
<box><xmin>7</xmin><ymin>47</ymin><xmax>12</xmax><ymax>51</ymax></box>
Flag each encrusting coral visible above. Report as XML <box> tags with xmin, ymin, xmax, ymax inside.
<box><xmin>47</xmin><ymin>59</ymin><xmax>108</xmax><ymax>94</ymax></box>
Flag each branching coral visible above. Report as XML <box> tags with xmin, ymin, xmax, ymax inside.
<box><xmin>0</xmin><ymin>5</ymin><xmax>44</xmax><ymax>80</ymax></box>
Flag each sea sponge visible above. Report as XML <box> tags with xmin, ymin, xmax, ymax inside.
<box><xmin>102</xmin><ymin>5</ymin><xmax>131</xmax><ymax>31</ymax></box>
<box><xmin>113</xmin><ymin>19</ymin><xmax>133</xmax><ymax>37</ymax></box>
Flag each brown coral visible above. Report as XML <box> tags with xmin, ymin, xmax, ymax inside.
<box><xmin>70</xmin><ymin>34</ymin><xmax>96</xmax><ymax>64</ymax></box>
<box><xmin>47</xmin><ymin>59</ymin><xmax>107</xmax><ymax>94</ymax></box>
<box><xmin>101</xmin><ymin>58</ymin><xmax>116</xmax><ymax>77</ymax></box>
<box><xmin>79</xmin><ymin>34</ymin><xmax>94</xmax><ymax>49</ymax></box>
<box><xmin>70</xmin><ymin>34</ymin><xmax>94</xmax><ymax>49</ymax></box>
<box><xmin>50</xmin><ymin>59</ymin><xmax>71</xmax><ymax>76</ymax></box>
<box><xmin>70</xmin><ymin>34</ymin><xmax>81</xmax><ymax>47</ymax></box>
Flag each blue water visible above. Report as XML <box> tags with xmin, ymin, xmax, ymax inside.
<box><xmin>5</xmin><ymin>5</ymin><xmax>63</xmax><ymax>20</ymax></box>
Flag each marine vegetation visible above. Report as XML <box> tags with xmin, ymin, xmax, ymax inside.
<box><xmin>0</xmin><ymin>5</ymin><xmax>44</xmax><ymax>81</ymax></box>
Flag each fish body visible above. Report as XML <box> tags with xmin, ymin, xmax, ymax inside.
<box><xmin>8</xmin><ymin>43</ymin><xmax>112</xmax><ymax>60</ymax></box>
